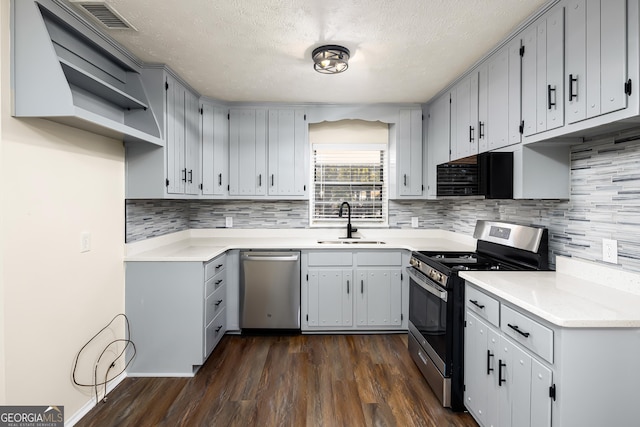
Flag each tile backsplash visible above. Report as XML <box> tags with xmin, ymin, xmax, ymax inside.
<box><xmin>126</xmin><ymin>135</ymin><xmax>640</xmax><ymax>273</ymax></box>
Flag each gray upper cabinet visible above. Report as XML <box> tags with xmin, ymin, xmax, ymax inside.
<box><xmin>228</xmin><ymin>109</ymin><xmax>268</xmax><ymax>196</ymax></box>
<box><xmin>166</xmin><ymin>75</ymin><xmax>200</xmax><ymax>195</ymax></box>
<box><xmin>12</xmin><ymin>0</ymin><xmax>162</xmax><ymax>146</ymax></box>
<box><xmin>485</xmin><ymin>45</ymin><xmax>511</xmax><ymax>151</ymax></box>
<box><xmin>566</xmin><ymin>0</ymin><xmax>627</xmax><ymax>123</ymax></box>
<box><xmin>522</xmin><ymin>7</ymin><xmax>565</xmax><ymax>136</ymax></box>
<box><xmin>267</xmin><ymin>109</ymin><xmax>307</xmax><ymax>197</ymax></box>
<box><xmin>229</xmin><ymin>108</ymin><xmax>308</xmax><ymax>199</ymax></box>
<box><xmin>125</xmin><ymin>69</ymin><xmax>202</xmax><ymax>199</ymax></box>
<box><xmin>450</xmin><ymin>72</ymin><xmax>479</xmax><ymax>161</ymax></box>
<box><xmin>426</xmin><ymin>93</ymin><xmax>451</xmax><ymax>198</ymax></box>
<box><xmin>479</xmin><ymin>39</ymin><xmax>522</xmax><ymax>152</ymax></box>
<box><xmin>507</xmin><ymin>38</ymin><xmax>524</xmax><ymax>146</ymax></box>
<box><xmin>201</xmin><ymin>101</ymin><xmax>229</xmax><ymax>197</ymax></box>
<box><xmin>392</xmin><ymin>108</ymin><xmax>424</xmax><ymax>198</ymax></box>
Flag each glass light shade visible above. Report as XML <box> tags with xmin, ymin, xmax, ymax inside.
<box><xmin>312</xmin><ymin>45</ymin><xmax>350</xmax><ymax>74</ymax></box>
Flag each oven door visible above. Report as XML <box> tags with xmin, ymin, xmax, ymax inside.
<box><xmin>407</xmin><ymin>266</ymin><xmax>450</xmax><ymax>376</ymax></box>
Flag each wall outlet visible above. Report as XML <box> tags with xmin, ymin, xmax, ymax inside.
<box><xmin>602</xmin><ymin>238</ymin><xmax>618</xmax><ymax>264</ymax></box>
<box><xmin>225</xmin><ymin>217</ymin><xmax>233</xmax><ymax>228</ymax></box>
<box><xmin>411</xmin><ymin>217</ymin><xmax>419</xmax><ymax>228</ymax></box>
<box><xmin>80</xmin><ymin>232</ymin><xmax>91</xmax><ymax>253</ymax></box>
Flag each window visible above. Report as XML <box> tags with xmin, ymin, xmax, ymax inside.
<box><xmin>311</xmin><ymin>143</ymin><xmax>388</xmax><ymax>226</ymax></box>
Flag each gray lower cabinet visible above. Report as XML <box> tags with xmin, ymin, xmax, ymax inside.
<box><xmin>464</xmin><ymin>281</ymin><xmax>640</xmax><ymax>427</ymax></box>
<box><xmin>301</xmin><ymin>250</ymin><xmax>408</xmax><ymax>332</ymax></box>
<box><xmin>125</xmin><ymin>254</ymin><xmax>227</xmax><ymax>376</ymax></box>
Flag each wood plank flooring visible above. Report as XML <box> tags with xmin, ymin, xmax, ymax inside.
<box><xmin>76</xmin><ymin>334</ymin><xmax>478</xmax><ymax>427</ymax></box>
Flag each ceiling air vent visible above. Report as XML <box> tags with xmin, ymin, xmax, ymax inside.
<box><xmin>69</xmin><ymin>1</ymin><xmax>137</xmax><ymax>30</ymax></box>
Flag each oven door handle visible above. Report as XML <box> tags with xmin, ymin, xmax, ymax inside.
<box><xmin>406</xmin><ymin>267</ymin><xmax>448</xmax><ymax>302</ymax></box>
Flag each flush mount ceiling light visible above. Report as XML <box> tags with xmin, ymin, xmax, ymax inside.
<box><xmin>312</xmin><ymin>45</ymin><xmax>350</xmax><ymax>74</ymax></box>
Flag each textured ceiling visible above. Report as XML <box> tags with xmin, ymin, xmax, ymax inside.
<box><xmin>77</xmin><ymin>0</ymin><xmax>548</xmax><ymax>104</ymax></box>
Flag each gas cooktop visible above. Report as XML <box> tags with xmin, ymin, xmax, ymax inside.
<box><xmin>414</xmin><ymin>251</ymin><xmax>519</xmax><ymax>272</ymax></box>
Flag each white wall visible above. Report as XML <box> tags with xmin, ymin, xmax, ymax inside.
<box><xmin>0</xmin><ymin>0</ymin><xmax>5</xmax><ymax>405</ymax></box>
<box><xmin>1</xmin><ymin>0</ymin><xmax>126</xmax><ymax>420</ymax></box>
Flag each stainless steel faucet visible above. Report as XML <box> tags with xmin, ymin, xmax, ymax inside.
<box><xmin>339</xmin><ymin>201</ymin><xmax>357</xmax><ymax>239</ymax></box>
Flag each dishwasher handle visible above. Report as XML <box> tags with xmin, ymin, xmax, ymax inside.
<box><xmin>241</xmin><ymin>252</ymin><xmax>300</xmax><ymax>262</ymax></box>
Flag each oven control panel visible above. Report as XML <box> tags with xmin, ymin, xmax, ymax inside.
<box><xmin>410</xmin><ymin>257</ymin><xmax>448</xmax><ymax>288</ymax></box>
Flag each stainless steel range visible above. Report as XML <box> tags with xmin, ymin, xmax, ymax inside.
<box><xmin>407</xmin><ymin>220</ymin><xmax>549</xmax><ymax>411</ymax></box>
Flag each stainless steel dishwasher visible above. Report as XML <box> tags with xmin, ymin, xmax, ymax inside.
<box><xmin>239</xmin><ymin>251</ymin><xmax>301</xmax><ymax>330</ymax></box>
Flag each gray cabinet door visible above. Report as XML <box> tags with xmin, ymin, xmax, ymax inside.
<box><xmin>426</xmin><ymin>93</ymin><xmax>451</xmax><ymax>197</ymax></box>
<box><xmin>477</xmin><ymin>63</ymin><xmax>489</xmax><ymax>153</ymax></box>
<box><xmin>464</xmin><ymin>311</ymin><xmax>489</xmax><ymax>424</ymax></box>
<box><xmin>487</xmin><ymin>45</ymin><xmax>510</xmax><ymax>149</ymax></box>
<box><xmin>451</xmin><ymin>73</ymin><xmax>479</xmax><ymax>160</ymax></box>
<box><xmin>566</xmin><ymin>0</ymin><xmax>587</xmax><ymax>123</ymax></box>
<box><xmin>508</xmin><ymin>38</ymin><xmax>523</xmax><ymax>145</ymax></box>
<box><xmin>498</xmin><ymin>336</ymin><xmax>533</xmax><ymax>427</ymax></box>
<box><xmin>545</xmin><ymin>7</ymin><xmax>565</xmax><ymax>131</ymax></box>
<box><xmin>599</xmin><ymin>0</ymin><xmax>627</xmax><ymax>116</ymax></box>
<box><xmin>521</xmin><ymin>7</ymin><xmax>564</xmax><ymax>136</ymax></box>
<box><xmin>229</xmin><ymin>109</ymin><xmax>267</xmax><ymax>196</ymax></box>
<box><xmin>307</xmin><ymin>269</ymin><xmax>353</xmax><ymax>328</ymax></box>
<box><xmin>522</xmin><ymin>24</ymin><xmax>538</xmax><ymax>136</ymax></box>
<box><xmin>355</xmin><ymin>269</ymin><xmax>402</xmax><ymax>327</ymax></box>
<box><xmin>201</xmin><ymin>102</ymin><xmax>229</xmax><ymax>196</ymax></box>
<box><xmin>567</xmin><ymin>0</ymin><xmax>627</xmax><ymax>123</ymax></box>
<box><xmin>530</xmin><ymin>357</ymin><xmax>553</xmax><ymax>427</ymax></box>
<box><xmin>184</xmin><ymin>90</ymin><xmax>200</xmax><ymax>195</ymax></box>
<box><xmin>166</xmin><ymin>74</ymin><xmax>200</xmax><ymax>195</ymax></box>
<box><xmin>397</xmin><ymin>109</ymin><xmax>424</xmax><ymax>196</ymax></box>
<box><xmin>268</xmin><ymin>109</ymin><xmax>307</xmax><ymax>196</ymax></box>
<box><xmin>166</xmin><ymin>74</ymin><xmax>186</xmax><ymax>194</ymax></box>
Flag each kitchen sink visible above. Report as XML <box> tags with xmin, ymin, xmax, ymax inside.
<box><xmin>317</xmin><ymin>239</ymin><xmax>386</xmax><ymax>245</ymax></box>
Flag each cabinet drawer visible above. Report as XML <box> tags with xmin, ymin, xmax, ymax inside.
<box><xmin>205</xmin><ymin>256</ymin><xmax>226</xmax><ymax>280</ymax></box>
<box><xmin>356</xmin><ymin>251</ymin><xmax>402</xmax><ymax>266</ymax></box>
<box><xmin>307</xmin><ymin>251</ymin><xmax>353</xmax><ymax>266</ymax></box>
<box><xmin>205</xmin><ymin>273</ymin><xmax>225</xmax><ymax>298</ymax></box>
<box><xmin>501</xmin><ymin>304</ymin><xmax>553</xmax><ymax>363</ymax></box>
<box><xmin>205</xmin><ymin>285</ymin><xmax>226</xmax><ymax>326</ymax></box>
<box><xmin>465</xmin><ymin>284</ymin><xmax>500</xmax><ymax>327</ymax></box>
<box><xmin>205</xmin><ymin>308</ymin><xmax>226</xmax><ymax>357</ymax></box>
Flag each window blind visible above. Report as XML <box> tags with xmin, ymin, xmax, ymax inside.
<box><xmin>311</xmin><ymin>144</ymin><xmax>388</xmax><ymax>225</ymax></box>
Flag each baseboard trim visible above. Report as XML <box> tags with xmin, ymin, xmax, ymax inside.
<box><xmin>65</xmin><ymin>372</ymin><xmax>127</xmax><ymax>427</ymax></box>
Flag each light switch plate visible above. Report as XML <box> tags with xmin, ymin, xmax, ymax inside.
<box><xmin>225</xmin><ymin>217</ymin><xmax>233</xmax><ymax>228</ymax></box>
<box><xmin>411</xmin><ymin>217</ymin><xmax>419</xmax><ymax>228</ymax></box>
<box><xmin>80</xmin><ymin>232</ymin><xmax>91</xmax><ymax>253</ymax></box>
<box><xmin>602</xmin><ymin>238</ymin><xmax>618</xmax><ymax>264</ymax></box>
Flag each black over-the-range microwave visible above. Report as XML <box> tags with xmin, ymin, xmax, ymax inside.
<box><xmin>436</xmin><ymin>152</ymin><xmax>514</xmax><ymax>198</ymax></box>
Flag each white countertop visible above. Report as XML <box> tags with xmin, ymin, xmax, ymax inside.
<box><xmin>460</xmin><ymin>257</ymin><xmax>640</xmax><ymax>328</ymax></box>
<box><xmin>124</xmin><ymin>228</ymin><xmax>477</xmax><ymax>262</ymax></box>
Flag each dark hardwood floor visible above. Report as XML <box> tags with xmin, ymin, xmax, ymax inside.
<box><xmin>76</xmin><ymin>334</ymin><xmax>478</xmax><ymax>427</ymax></box>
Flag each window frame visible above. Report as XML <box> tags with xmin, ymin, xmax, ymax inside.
<box><xmin>309</xmin><ymin>142</ymin><xmax>389</xmax><ymax>228</ymax></box>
